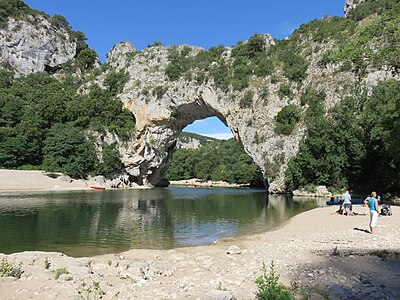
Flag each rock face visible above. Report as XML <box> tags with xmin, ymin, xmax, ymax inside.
<box><xmin>176</xmin><ymin>133</ymin><xmax>216</xmax><ymax>149</ymax></box>
<box><xmin>104</xmin><ymin>35</ymin><xmax>398</xmax><ymax>192</ymax></box>
<box><xmin>0</xmin><ymin>15</ymin><xmax>76</xmax><ymax>76</ymax></box>
<box><xmin>344</xmin><ymin>0</ymin><xmax>365</xmax><ymax>17</ymax></box>
<box><xmin>98</xmin><ymin>23</ymin><xmax>393</xmax><ymax>193</ymax></box>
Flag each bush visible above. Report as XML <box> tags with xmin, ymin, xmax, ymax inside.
<box><xmin>281</xmin><ymin>52</ymin><xmax>308</xmax><ymax>82</ymax></box>
<box><xmin>95</xmin><ymin>143</ymin><xmax>122</xmax><ymax>179</ymax></box>
<box><xmin>0</xmin><ymin>0</ymin><xmax>31</xmax><ymax>28</ymax></box>
<box><xmin>0</xmin><ymin>257</ymin><xmax>23</xmax><ymax>278</ymax></box>
<box><xmin>42</xmin><ymin>123</ymin><xmax>97</xmax><ymax>178</ymax></box>
<box><xmin>274</xmin><ymin>104</ymin><xmax>301</xmax><ymax>135</ymax></box>
<box><xmin>146</xmin><ymin>41</ymin><xmax>163</xmax><ymax>48</ymax></box>
<box><xmin>165</xmin><ymin>47</ymin><xmax>191</xmax><ymax>81</ymax></box>
<box><xmin>53</xmin><ymin>267</ymin><xmax>69</xmax><ymax>279</ymax></box>
<box><xmin>209</xmin><ymin>61</ymin><xmax>229</xmax><ymax>90</ymax></box>
<box><xmin>255</xmin><ymin>261</ymin><xmax>294</xmax><ymax>300</ymax></box>
<box><xmin>239</xmin><ymin>90</ymin><xmax>254</xmax><ymax>108</ymax></box>
<box><xmin>300</xmin><ymin>86</ymin><xmax>326</xmax><ymax>107</ymax></box>
<box><xmin>104</xmin><ymin>70</ymin><xmax>129</xmax><ymax>95</ymax></box>
<box><xmin>278</xmin><ymin>83</ymin><xmax>293</xmax><ymax>99</ymax></box>
<box><xmin>152</xmin><ymin>85</ymin><xmax>168</xmax><ymax>99</ymax></box>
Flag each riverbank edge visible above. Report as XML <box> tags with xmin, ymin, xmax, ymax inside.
<box><xmin>168</xmin><ymin>178</ymin><xmax>252</xmax><ymax>188</ymax></box>
<box><xmin>0</xmin><ymin>205</ymin><xmax>399</xmax><ymax>299</ymax></box>
<box><xmin>0</xmin><ymin>170</ymin><xmax>153</xmax><ymax>192</ymax></box>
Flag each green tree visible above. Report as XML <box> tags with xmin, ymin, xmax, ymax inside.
<box><xmin>361</xmin><ymin>80</ymin><xmax>400</xmax><ymax>192</ymax></box>
<box><xmin>42</xmin><ymin>123</ymin><xmax>97</xmax><ymax>178</ymax></box>
<box><xmin>274</xmin><ymin>104</ymin><xmax>301</xmax><ymax>135</ymax></box>
<box><xmin>95</xmin><ymin>144</ymin><xmax>123</xmax><ymax>179</ymax></box>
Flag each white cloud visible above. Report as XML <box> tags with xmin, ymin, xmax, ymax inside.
<box><xmin>203</xmin><ymin>132</ymin><xmax>233</xmax><ymax>140</ymax></box>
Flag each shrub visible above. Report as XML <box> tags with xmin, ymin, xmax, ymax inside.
<box><xmin>42</xmin><ymin>123</ymin><xmax>97</xmax><ymax>179</ymax></box>
<box><xmin>152</xmin><ymin>85</ymin><xmax>168</xmax><ymax>99</ymax></box>
<box><xmin>147</xmin><ymin>41</ymin><xmax>163</xmax><ymax>48</ymax></box>
<box><xmin>44</xmin><ymin>257</ymin><xmax>51</xmax><ymax>269</ymax></box>
<box><xmin>274</xmin><ymin>104</ymin><xmax>301</xmax><ymax>135</ymax></box>
<box><xmin>165</xmin><ymin>47</ymin><xmax>191</xmax><ymax>81</ymax></box>
<box><xmin>278</xmin><ymin>83</ymin><xmax>293</xmax><ymax>99</ymax></box>
<box><xmin>77</xmin><ymin>280</ymin><xmax>105</xmax><ymax>299</ymax></box>
<box><xmin>95</xmin><ymin>143</ymin><xmax>122</xmax><ymax>179</ymax></box>
<box><xmin>300</xmin><ymin>86</ymin><xmax>326</xmax><ymax>107</ymax></box>
<box><xmin>239</xmin><ymin>90</ymin><xmax>254</xmax><ymax>108</ymax></box>
<box><xmin>209</xmin><ymin>61</ymin><xmax>229</xmax><ymax>90</ymax></box>
<box><xmin>255</xmin><ymin>261</ymin><xmax>294</xmax><ymax>300</ymax></box>
<box><xmin>53</xmin><ymin>267</ymin><xmax>69</xmax><ymax>279</ymax></box>
<box><xmin>0</xmin><ymin>257</ymin><xmax>23</xmax><ymax>278</ymax></box>
<box><xmin>104</xmin><ymin>70</ymin><xmax>129</xmax><ymax>95</ymax></box>
<box><xmin>232</xmin><ymin>33</ymin><xmax>266</xmax><ymax>59</ymax></box>
<box><xmin>282</xmin><ymin>52</ymin><xmax>308</xmax><ymax>82</ymax></box>
<box><xmin>348</xmin><ymin>0</ymin><xmax>399</xmax><ymax>21</ymax></box>
<box><xmin>0</xmin><ymin>0</ymin><xmax>31</xmax><ymax>28</ymax></box>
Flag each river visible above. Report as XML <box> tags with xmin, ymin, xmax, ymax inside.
<box><xmin>0</xmin><ymin>187</ymin><xmax>324</xmax><ymax>257</ymax></box>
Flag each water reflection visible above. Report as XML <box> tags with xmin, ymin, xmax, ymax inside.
<box><xmin>0</xmin><ymin>188</ymin><xmax>321</xmax><ymax>257</ymax></box>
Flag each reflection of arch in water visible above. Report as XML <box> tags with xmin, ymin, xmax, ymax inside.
<box><xmin>0</xmin><ymin>189</ymin><xmax>319</xmax><ymax>255</ymax></box>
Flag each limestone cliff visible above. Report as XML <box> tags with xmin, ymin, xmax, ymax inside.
<box><xmin>344</xmin><ymin>0</ymin><xmax>365</xmax><ymax>16</ymax></box>
<box><xmin>98</xmin><ymin>0</ymin><xmax>398</xmax><ymax>192</ymax></box>
<box><xmin>176</xmin><ymin>132</ymin><xmax>216</xmax><ymax>149</ymax></box>
<box><xmin>0</xmin><ymin>15</ymin><xmax>76</xmax><ymax>76</ymax></box>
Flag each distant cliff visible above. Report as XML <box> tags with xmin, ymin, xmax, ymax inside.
<box><xmin>176</xmin><ymin>132</ymin><xmax>216</xmax><ymax>149</ymax></box>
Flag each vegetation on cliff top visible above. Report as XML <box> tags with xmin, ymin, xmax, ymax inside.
<box><xmin>164</xmin><ymin>0</ymin><xmax>400</xmax><ymax>194</ymax></box>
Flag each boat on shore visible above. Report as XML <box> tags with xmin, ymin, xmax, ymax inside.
<box><xmin>90</xmin><ymin>186</ymin><xmax>106</xmax><ymax>190</ymax></box>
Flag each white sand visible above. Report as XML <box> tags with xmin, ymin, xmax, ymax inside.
<box><xmin>0</xmin><ymin>170</ymin><xmax>89</xmax><ymax>191</ymax></box>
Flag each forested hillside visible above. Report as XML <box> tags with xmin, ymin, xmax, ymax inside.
<box><xmin>166</xmin><ymin>138</ymin><xmax>263</xmax><ymax>186</ymax></box>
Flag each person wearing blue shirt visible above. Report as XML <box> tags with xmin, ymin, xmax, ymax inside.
<box><xmin>363</xmin><ymin>191</ymin><xmax>379</xmax><ymax>234</ymax></box>
<box><xmin>342</xmin><ymin>190</ymin><xmax>352</xmax><ymax>216</ymax></box>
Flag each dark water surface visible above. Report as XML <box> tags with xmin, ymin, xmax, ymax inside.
<box><xmin>0</xmin><ymin>187</ymin><xmax>322</xmax><ymax>257</ymax></box>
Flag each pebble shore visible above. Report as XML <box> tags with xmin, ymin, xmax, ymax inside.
<box><xmin>1</xmin><ymin>205</ymin><xmax>399</xmax><ymax>299</ymax></box>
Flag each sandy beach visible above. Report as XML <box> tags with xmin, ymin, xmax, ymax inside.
<box><xmin>0</xmin><ymin>170</ymin><xmax>89</xmax><ymax>191</ymax></box>
<box><xmin>0</xmin><ymin>170</ymin><xmax>399</xmax><ymax>299</ymax></box>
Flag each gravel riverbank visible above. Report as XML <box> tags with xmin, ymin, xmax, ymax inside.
<box><xmin>1</xmin><ymin>205</ymin><xmax>399</xmax><ymax>299</ymax></box>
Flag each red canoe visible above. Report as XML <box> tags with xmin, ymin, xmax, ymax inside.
<box><xmin>90</xmin><ymin>186</ymin><xmax>106</xmax><ymax>190</ymax></box>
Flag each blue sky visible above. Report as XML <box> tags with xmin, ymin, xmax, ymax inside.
<box><xmin>24</xmin><ymin>0</ymin><xmax>345</xmax><ymax>139</ymax></box>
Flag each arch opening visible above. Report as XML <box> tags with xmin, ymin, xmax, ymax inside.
<box><xmin>162</xmin><ymin>116</ymin><xmax>265</xmax><ymax>188</ymax></box>
<box><xmin>184</xmin><ymin>116</ymin><xmax>233</xmax><ymax>140</ymax></box>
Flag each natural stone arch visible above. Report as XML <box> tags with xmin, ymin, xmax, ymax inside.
<box><xmin>122</xmin><ymin>87</ymin><xmax>240</xmax><ymax>187</ymax></box>
<box><xmin>106</xmin><ymin>42</ymin><xmax>305</xmax><ymax>193</ymax></box>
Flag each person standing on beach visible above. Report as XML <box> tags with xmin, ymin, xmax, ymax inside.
<box><xmin>364</xmin><ymin>191</ymin><xmax>379</xmax><ymax>234</ymax></box>
<box><xmin>343</xmin><ymin>190</ymin><xmax>352</xmax><ymax>216</ymax></box>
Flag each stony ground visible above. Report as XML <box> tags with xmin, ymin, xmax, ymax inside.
<box><xmin>1</xmin><ymin>205</ymin><xmax>399</xmax><ymax>300</ymax></box>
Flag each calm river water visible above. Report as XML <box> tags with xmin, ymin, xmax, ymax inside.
<box><xmin>0</xmin><ymin>187</ymin><xmax>324</xmax><ymax>257</ymax></box>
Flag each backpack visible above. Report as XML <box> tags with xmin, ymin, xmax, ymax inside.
<box><xmin>380</xmin><ymin>204</ymin><xmax>392</xmax><ymax>216</ymax></box>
